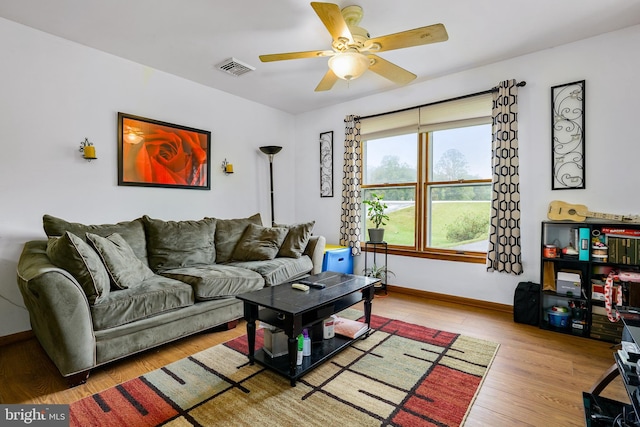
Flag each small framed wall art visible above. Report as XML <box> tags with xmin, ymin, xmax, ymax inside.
<box><xmin>551</xmin><ymin>80</ymin><xmax>585</xmax><ymax>190</ymax></box>
<box><xmin>319</xmin><ymin>131</ymin><xmax>333</xmax><ymax>197</ymax></box>
<box><xmin>118</xmin><ymin>113</ymin><xmax>211</xmax><ymax>190</ymax></box>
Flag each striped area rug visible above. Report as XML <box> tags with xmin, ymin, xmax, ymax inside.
<box><xmin>70</xmin><ymin>314</ymin><xmax>499</xmax><ymax>426</ymax></box>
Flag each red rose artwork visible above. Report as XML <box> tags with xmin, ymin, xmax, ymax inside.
<box><xmin>118</xmin><ymin>114</ymin><xmax>211</xmax><ymax>190</ymax></box>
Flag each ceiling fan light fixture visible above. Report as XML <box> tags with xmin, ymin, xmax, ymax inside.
<box><xmin>328</xmin><ymin>51</ymin><xmax>370</xmax><ymax>81</ymax></box>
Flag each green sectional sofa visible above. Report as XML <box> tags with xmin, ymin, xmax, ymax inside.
<box><xmin>16</xmin><ymin>213</ymin><xmax>325</xmax><ymax>386</ymax></box>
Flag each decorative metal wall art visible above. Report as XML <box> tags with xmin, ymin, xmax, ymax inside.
<box><xmin>551</xmin><ymin>80</ymin><xmax>585</xmax><ymax>190</ymax></box>
<box><xmin>319</xmin><ymin>131</ymin><xmax>333</xmax><ymax>197</ymax></box>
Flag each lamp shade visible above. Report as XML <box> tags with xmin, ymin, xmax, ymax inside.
<box><xmin>259</xmin><ymin>146</ymin><xmax>283</xmax><ymax>156</ymax></box>
<box><xmin>328</xmin><ymin>52</ymin><xmax>370</xmax><ymax>81</ymax></box>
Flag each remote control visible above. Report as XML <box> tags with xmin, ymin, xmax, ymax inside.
<box><xmin>291</xmin><ymin>283</ymin><xmax>309</xmax><ymax>292</ymax></box>
<box><xmin>306</xmin><ymin>282</ymin><xmax>325</xmax><ymax>289</ymax></box>
<box><xmin>298</xmin><ymin>279</ymin><xmax>325</xmax><ymax>289</ymax></box>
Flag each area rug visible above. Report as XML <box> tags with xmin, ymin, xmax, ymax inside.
<box><xmin>69</xmin><ymin>314</ymin><xmax>499</xmax><ymax>426</ymax></box>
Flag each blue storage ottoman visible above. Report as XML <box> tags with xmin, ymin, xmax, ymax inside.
<box><xmin>322</xmin><ymin>245</ymin><xmax>353</xmax><ymax>274</ymax></box>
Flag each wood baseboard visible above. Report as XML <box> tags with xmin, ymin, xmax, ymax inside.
<box><xmin>386</xmin><ymin>285</ymin><xmax>513</xmax><ymax>314</ymax></box>
<box><xmin>0</xmin><ymin>329</ymin><xmax>34</xmax><ymax>347</ymax></box>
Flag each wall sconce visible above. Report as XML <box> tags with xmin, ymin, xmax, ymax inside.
<box><xmin>222</xmin><ymin>159</ymin><xmax>234</xmax><ymax>175</ymax></box>
<box><xmin>79</xmin><ymin>138</ymin><xmax>97</xmax><ymax>161</ymax></box>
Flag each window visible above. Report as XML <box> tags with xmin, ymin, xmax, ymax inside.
<box><xmin>360</xmin><ymin>94</ymin><xmax>493</xmax><ymax>263</ymax></box>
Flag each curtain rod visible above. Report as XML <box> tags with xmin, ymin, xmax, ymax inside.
<box><xmin>354</xmin><ymin>80</ymin><xmax>527</xmax><ymax>121</ymax></box>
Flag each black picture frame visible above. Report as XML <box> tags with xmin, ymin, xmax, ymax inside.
<box><xmin>118</xmin><ymin>112</ymin><xmax>211</xmax><ymax>190</ymax></box>
<box><xmin>551</xmin><ymin>80</ymin><xmax>585</xmax><ymax>190</ymax></box>
<box><xmin>320</xmin><ymin>131</ymin><xmax>333</xmax><ymax>197</ymax></box>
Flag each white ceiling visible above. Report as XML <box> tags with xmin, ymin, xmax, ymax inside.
<box><xmin>1</xmin><ymin>0</ymin><xmax>640</xmax><ymax>114</ymax></box>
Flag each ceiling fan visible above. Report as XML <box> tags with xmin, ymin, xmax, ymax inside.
<box><xmin>259</xmin><ymin>2</ymin><xmax>448</xmax><ymax>91</ymax></box>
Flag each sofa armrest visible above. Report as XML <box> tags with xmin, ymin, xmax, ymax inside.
<box><xmin>17</xmin><ymin>240</ymin><xmax>96</xmax><ymax>377</ymax></box>
<box><xmin>304</xmin><ymin>235</ymin><xmax>326</xmax><ymax>275</ymax></box>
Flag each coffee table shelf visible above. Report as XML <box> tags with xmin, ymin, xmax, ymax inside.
<box><xmin>256</xmin><ymin>292</ymin><xmax>363</xmax><ymax>331</ymax></box>
<box><xmin>236</xmin><ymin>272</ymin><xmax>378</xmax><ymax>386</ymax></box>
<box><xmin>252</xmin><ymin>333</ymin><xmax>363</xmax><ymax>381</ymax></box>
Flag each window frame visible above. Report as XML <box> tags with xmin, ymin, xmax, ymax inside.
<box><xmin>360</xmin><ymin>113</ymin><xmax>492</xmax><ymax>264</ymax></box>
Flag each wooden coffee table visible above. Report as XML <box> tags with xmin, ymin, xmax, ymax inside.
<box><xmin>235</xmin><ymin>271</ymin><xmax>379</xmax><ymax>386</ymax></box>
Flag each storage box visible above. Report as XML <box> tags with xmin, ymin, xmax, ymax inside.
<box><xmin>557</xmin><ymin>271</ymin><xmax>581</xmax><ymax>296</ymax></box>
<box><xmin>591</xmin><ymin>279</ymin><xmax>618</xmax><ymax>301</ymax></box>
<box><xmin>322</xmin><ymin>245</ymin><xmax>353</xmax><ymax>274</ymax></box>
<box><xmin>547</xmin><ymin>309</ymin><xmax>570</xmax><ymax>328</ymax></box>
<box><xmin>263</xmin><ymin>328</ymin><xmax>288</xmax><ymax>358</ymax></box>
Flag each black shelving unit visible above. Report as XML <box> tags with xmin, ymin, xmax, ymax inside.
<box><xmin>540</xmin><ymin>220</ymin><xmax>640</xmax><ymax>343</ymax></box>
<box><xmin>365</xmin><ymin>241</ymin><xmax>388</xmax><ymax>294</ymax></box>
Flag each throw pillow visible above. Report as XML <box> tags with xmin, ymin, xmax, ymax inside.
<box><xmin>212</xmin><ymin>213</ymin><xmax>262</xmax><ymax>263</ymax></box>
<box><xmin>42</xmin><ymin>214</ymin><xmax>148</xmax><ymax>265</ymax></box>
<box><xmin>231</xmin><ymin>223</ymin><xmax>288</xmax><ymax>261</ymax></box>
<box><xmin>46</xmin><ymin>231</ymin><xmax>110</xmax><ymax>304</ymax></box>
<box><xmin>143</xmin><ymin>216</ymin><xmax>216</xmax><ymax>272</ymax></box>
<box><xmin>275</xmin><ymin>221</ymin><xmax>315</xmax><ymax>258</ymax></box>
<box><xmin>86</xmin><ymin>232</ymin><xmax>155</xmax><ymax>290</ymax></box>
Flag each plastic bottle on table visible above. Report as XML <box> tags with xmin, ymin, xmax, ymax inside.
<box><xmin>323</xmin><ymin>315</ymin><xmax>336</xmax><ymax>339</ymax></box>
<box><xmin>302</xmin><ymin>329</ymin><xmax>311</xmax><ymax>356</ymax></box>
<box><xmin>296</xmin><ymin>334</ymin><xmax>304</xmax><ymax>365</ymax></box>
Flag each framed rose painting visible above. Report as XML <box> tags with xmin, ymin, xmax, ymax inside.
<box><xmin>118</xmin><ymin>113</ymin><xmax>211</xmax><ymax>190</ymax></box>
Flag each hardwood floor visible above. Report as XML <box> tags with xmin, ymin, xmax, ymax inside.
<box><xmin>0</xmin><ymin>291</ymin><xmax>629</xmax><ymax>425</ymax></box>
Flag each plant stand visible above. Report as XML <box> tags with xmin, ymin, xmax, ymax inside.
<box><xmin>364</xmin><ymin>241</ymin><xmax>388</xmax><ymax>295</ymax></box>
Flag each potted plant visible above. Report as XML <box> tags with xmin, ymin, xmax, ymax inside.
<box><xmin>362</xmin><ymin>264</ymin><xmax>395</xmax><ymax>284</ymax></box>
<box><xmin>363</xmin><ymin>192</ymin><xmax>389</xmax><ymax>243</ymax></box>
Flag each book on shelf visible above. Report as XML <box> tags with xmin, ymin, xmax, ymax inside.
<box><xmin>569</xmin><ymin>227</ymin><xmax>590</xmax><ymax>261</ymax></box>
<box><xmin>579</xmin><ymin>227</ymin><xmax>590</xmax><ymax>261</ymax></box>
<box><xmin>606</xmin><ymin>236</ymin><xmax>640</xmax><ymax>265</ymax></box>
<box><xmin>333</xmin><ymin>316</ymin><xmax>369</xmax><ymax>339</ymax></box>
<box><xmin>601</xmin><ymin>227</ymin><xmax>640</xmax><ymax>237</ymax></box>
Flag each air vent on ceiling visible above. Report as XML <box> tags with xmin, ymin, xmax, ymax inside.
<box><xmin>216</xmin><ymin>57</ymin><xmax>256</xmax><ymax>77</ymax></box>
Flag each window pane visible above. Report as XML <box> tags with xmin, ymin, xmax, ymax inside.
<box><xmin>362</xmin><ymin>187</ymin><xmax>415</xmax><ymax>247</ymax></box>
<box><xmin>427</xmin><ymin>184</ymin><xmax>491</xmax><ymax>251</ymax></box>
<box><xmin>430</xmin><ymin>124</ymin><xmax>491</xmax><ymax>181</ymax></box>
<box><xmin>363</xmin><ymin>134</ymin><xmax>417</xmax><ymax>185</ymax></box>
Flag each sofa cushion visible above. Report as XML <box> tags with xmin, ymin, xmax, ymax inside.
<box><xmin>231</xmin><ymin>223</ymin><xmax>288</xmax><ymax>261</ymax></box>
<box><xmin>86</xmin><ymin>232</ymin><xmax>155</xmax><ymax>290</ymax></box>
<box><xmin>212</xmin><ymin>213</ymin><xmax>262</xmax><ymax>263</ymax></box>
<box><xmin>275</xmin><ymin>221</ymin><xmax>315</xmax><ymax>258</ymax></box>
<box><xmin>143</xmin><ymin>216</ymin><xmax>216</xmax><ymax>272</ymax></box>
<box><xmin>227</xmin><ymin>256</ymin><xmax>313</xmax><ymax>287</ymax></box>
<box><xmin>43</xmin><ymin>214</ymin><xmax>149</xmax><ymax>266</ymax></box>
<box><xmin>90</xmin><ymin>275</ymin><xmax>194</xmax><ymax>330</ymax></box>
<box><xmin>161</xmin><ymin>265</ymin><xmax>264</xmax><ymax>301</ymax></box>
<box><xmin>46</xmin><ymin>231</ymin><xmax>110</xmax><ymax>304</ymax></box>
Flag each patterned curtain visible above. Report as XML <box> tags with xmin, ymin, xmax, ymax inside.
<box><xmin>339</xmin><ymin>115</ymin><xmax>362</xmax><ymax>256</ymax></box>
<box><xmin>486</xmin><ymin>80</ymin><xmax>522</xmax><ymax>274</ymax></box>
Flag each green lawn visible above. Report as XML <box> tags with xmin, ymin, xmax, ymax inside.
<box><xmin>366</xmin><ymin>202</ymin><xmax>491</xmax><ymax>248</ymax></box>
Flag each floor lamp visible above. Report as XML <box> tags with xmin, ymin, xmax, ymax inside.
<box><xmin>259</xmin><ymin>146</ymin><xmax>282</xmax><ymax>226</ymax></box>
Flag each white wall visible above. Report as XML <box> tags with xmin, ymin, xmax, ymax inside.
<box><xmin>294</xmin><ymin>25</ymin><xmax>640</xmax><ymax>305</ymax></box>
<box><xmin>2</xmin><ymin>16</ymin><xmax>640</xmax><ymax>338</ymax></box>
<box><xmin>0</xmin><ymin>18</ymin><xmax>296</xmax><ymax>336</ymax></box>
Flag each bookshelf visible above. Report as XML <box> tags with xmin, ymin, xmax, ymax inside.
<box><xmin>540</xmin><ymin>221</ymin><xmax>640</xmax><ymax>342</ymax></box>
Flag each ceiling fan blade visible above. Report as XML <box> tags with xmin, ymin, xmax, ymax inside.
<box><xmin>367</xmin><ymin>23</ymin><xmax>448</xmax><ymax>52</ymax></box>
<box><xmin>311</xmin><ymin>2</ymin><xmax>354</xmax><ymax>44</ymax></box>
<box><xmin>259</xmin><ymin>50</ymin><xmax>333</xmax><ymax>62</ymax></box>
<box><xmin>368</xmin><ymin>54</ymin><xmax>416</xmax><ymax>85</ymax></box>
<box><xmin>315</xmin><ymin>69</ymin><xmax>339</xmax><ymax>92</ymax></box>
